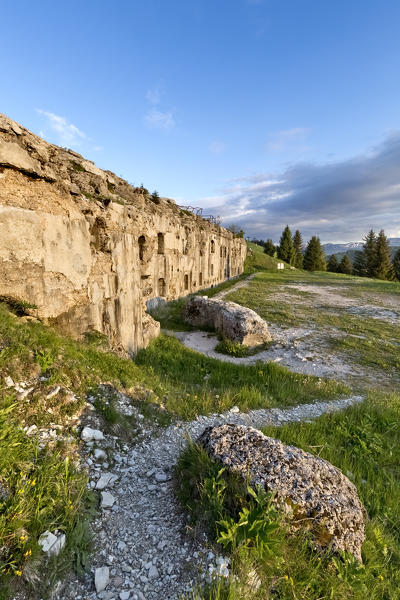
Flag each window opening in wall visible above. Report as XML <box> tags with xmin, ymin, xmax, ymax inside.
<box><xmin>211</xmin><ymin>240</ymin><xmax>215</xmax><ymax>253</ymax></box>
<box><xmin>220</xmin><ymin>246</ymin><xmax>223</xmax><ymax>257</ymax></box>
<box><xmin>157</xmin><ymin>233</ymin><xmax>165</xmax><ymax>254</ymax></box>
<box><xmin>158</xmin><ymin>278</ymin><xmax>166</xmax><ymax>296</ymax></box>
<box><xmin>211</xmin><ymin>264</ymin><xmax>214</xmax><ymax>276</ymax></box>
<box><xmin>199</xmin><ymin>272</ymin><xmax>203</xmax><ymax>286</ymax></box>
<box><xmin>138</xmin><ymin>235</ymin><xmax>146</xmax><ymax>262</ymax></box>
<box><xmin>184</xmin><ymin>274</ymin><xmax>189</xmax><ymax>290</ymax></box>
<box><xmin>224</xmin><ymin>246</ymin><xmax>227</xmax><ymax>257</ymax></box>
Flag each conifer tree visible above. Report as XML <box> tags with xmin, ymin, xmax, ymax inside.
<box><xmin>303</xmin><ymin>236</ymin><xmax>326</xmax><ymax>271</ymax></box>
<box><xmin>264</xmin><ymin>239</ymin><xmax>276</xmax><ymax>257</ymax></box>
<box><xmin>363</xmin><ymin>230</ymin><xmax>377</xmax><ymax>277</ymax></box>
<box><xmin>393</xmin><ymin>248</ymin><xmax>400</xmax><ymax>281</ymax></box>
<box><xmin>327</xmin><ymin>254</ymin><xmax>338</xmax><ymax>272</ymax></box>
<box><xmin>353</xmin><ymin>250</ymin><xmax>367</xmax><ymax>277</ymax></box>
<box><xmin>293</xmin><ymin>230</ymin><xmax>304</xmax><ymax>268</ymax></box>
<box><xmin>278</xmin><ymin>225</ymin><xmax>296</xmax><ymax>265</ymax></box>
<box><xmin>337</xmin><ymin>254</ymin><xmax>352</xmax><ymax>275</ymax></box>
<box><xmin>374</xmin><ymin>229</ymin><xmax>391</xmax><ymax>279</ymax></box>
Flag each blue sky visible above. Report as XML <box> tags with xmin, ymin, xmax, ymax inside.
<box><xmin>2</xmin><ymin>0</ymin><xmax>400</xmax><ymax>242</ymax></box>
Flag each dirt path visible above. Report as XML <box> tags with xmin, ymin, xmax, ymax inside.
<box><xmin>58</xmin><ymin>394</ymin><xmax>363</xmax><ymax>600</ymax></box>
<box><xmin>213</xmin><ymin>272</ymin><xmax>258</xmax><ymax>300</ymax></box>
<box><xmin>167</xmin><ymin>327</ymin><xmax>357</xmax><ymax>379</ymax></box>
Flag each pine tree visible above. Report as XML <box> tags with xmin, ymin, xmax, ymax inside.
<box><xmin>393</xmin><ymin>248</ymin><xmax>400</xmax><ymax>281</ymax></box>
<box><xmin>264</xmin><ymin>239</ymin><xmax>276</xmax><ymax>257</ymax></box>
<box><xmin>337</xmin><ymin>254</ymin><xmax>352</xmax><ymax>275</ymax></box>
<box><xmin>278</xmin><ymin>225</ymin><xmax>296</xmax><ymax>265</ymax></box>
<box><xmin>303</xmin><ymin>236</ymin><xmax>327</xmax><ymax>271</ymax></box>
<box><xmin>353</xmin><ymin>250</ymin><xmax>367</xmax><ymax>277</ymax></box>
<box><xmin>374</xmin><ymin>230</ymin><xmax>391</xmax><ymax>279</ymax></box>
<box><xmin>363</xmin><ymin>230</ymin><xmax>377</xmax><ymax>277</ymax></box>
<box><xmin>327</xmin><ymin>254</ymin><xmax>338</xmax><ymax>272</ymax></box>
<box><xmin>293</xmin><ymin>230</ymin><xmax>304</xmax><ymax>268</ymax></box>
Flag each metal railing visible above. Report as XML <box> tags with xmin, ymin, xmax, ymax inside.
<box><xmin>178</xmin><ymin>205</ymin><xmax>221</xmax><ymax>225</ymax></box>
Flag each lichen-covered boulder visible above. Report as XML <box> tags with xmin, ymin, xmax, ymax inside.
<box><xmin>184</xmin><ymin>296</ymin><xmax>271</xmax><ymax>347</ymax></box>
<box><xmin>198</xmin><ymin>424</ymin><xmax>365</xmax><ymax>561</ymax></box>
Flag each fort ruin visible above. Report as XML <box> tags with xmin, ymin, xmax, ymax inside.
<box><xmin>0</xmin><ymin>114</ymin><xmax>246</xmax><ymax>353</ymax></box>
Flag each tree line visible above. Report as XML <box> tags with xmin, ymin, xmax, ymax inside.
<box><xmin>259</xmin><ymin>226</ymin><xmax>400</xmax><ymax>280</ymax></box>
<box><xmin>330</xmin><ymin>229</ymin><xmax>400</xmax><ymax>281</ymax></box>
<box><xmin>262</xmin><ymin>225</ymin><xmax>327</xmax><ymax>272</ymax></box>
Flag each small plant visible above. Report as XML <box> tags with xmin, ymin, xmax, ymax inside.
<box><xmin>150</xmin><ymin>190</ymin><xmax>160</xmax><ymax>204</ymax></box>
<box><xmin>217</xmin><ymin>484</ymin><xmax>281</xmax><ymax>560</ymax></box>
<box><xmin>34</xmin><ymin>348</ymin><xmax>55</xmax><ymax>372</ymax></box>
<box><xmin>215</xmin><ymin>339</ymin><xmax>251</xmax><ymax>358</ymax></box>
<box><xmin>0</xmin><ymin>297</ymin><xmax>37</xmax><ymax>317</ymax></box>
<box><xmin>70</xmin><ymin>161</ymin><xmax>86</xmax><ymax>173</ymax></box>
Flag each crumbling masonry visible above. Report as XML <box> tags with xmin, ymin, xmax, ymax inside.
<box><xmin>0</xmin><ymin>114</ymin><xmax>246</xmax><ymax>352</ymax></box>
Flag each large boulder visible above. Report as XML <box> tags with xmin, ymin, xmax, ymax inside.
<box><xmin>184</xmin><ymin>296</ymin><xmax>272</xmax><ymax>347</ymax></box>
<box><xmin>198</xmin><ymin>424</ymin><xmax>365</xmax><ymax>561</ymax></box>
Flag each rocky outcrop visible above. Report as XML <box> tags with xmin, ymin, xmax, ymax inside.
<box><xmin>184</xmin><ymin>296</ymin><xmax>271</xmax><ymax>347</ymax></box>
<box><xmin>198</xmin><ymin>424</ymin><xmax>365</xmax><ymax>561</ymax></box>
<box><xmin>0</xmin><ymin>114</ymin><xmax>246</xmax><ymax>353</ymax></box>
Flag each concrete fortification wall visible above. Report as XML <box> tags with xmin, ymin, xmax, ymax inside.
<box><xmin>0</xmin><ymin>114</ymin><xmax>246</xmax><ymax>353</ymax></box>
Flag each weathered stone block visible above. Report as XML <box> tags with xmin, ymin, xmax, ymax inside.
<box><xmin>198</xmin><ymin>424</ymin><xmax>365</xmax><ymax>561</ymax></box>
<box><xmin>184</xmin><ymin>296</ymin><xmax>271</xmax><ymax>347</ymax></box>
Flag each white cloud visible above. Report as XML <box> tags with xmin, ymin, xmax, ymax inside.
<box><xmin>145</xmin><ymin>109</ymin><xmax>175</xmax><ymax>130</ymax></box>
<box><xmin>199</xmin><ymin>132</ymin><xmax>400</xmax><ymax>242</ymax></box>
<box><xmin>266</xmin><ymin>127</ymin><xmax>310</xmax><ymax>152</ymax></box>
<box><xmin>36</xmin><ymin>109</ymin><xmax>86</xmax><ymax>146</ymax></box>
<box><xmin>208</xmin><ymin>141</ymin><xmax>226</xmax><ymax>155</ymax></box>
<box><xmin>146</xmin><ymin>87</ymin><xmax>161</xmax><ymax>105</ymax></box>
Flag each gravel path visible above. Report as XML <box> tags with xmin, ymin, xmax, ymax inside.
<box><xmin>213</xmin><ymin>272</ymin><xmax>258</xmax><ymax>300</ymax></box>
<box><xmin>167</xmin><ymin>327</ymin><xmax>356</xmax><ymax>378</ymax></box>
<box><xmin>59</xmin><ymin>394</ymin><xmax>363</xmax><ymax>600</ymax></box>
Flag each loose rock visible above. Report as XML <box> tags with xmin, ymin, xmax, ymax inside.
<box><xmin>95</xmin><ymin>566</ymin><xmax>110</xmax><ymax>593</ymax></box>
<box><xmin>184</xmin><ymin>296</ymin><xmax>272</xmax><ymax>347</ymax></box>
<box><xmin>198</xmin><ymin>424</ymin><xmax>366</xmax><ymax>561</ymax></box>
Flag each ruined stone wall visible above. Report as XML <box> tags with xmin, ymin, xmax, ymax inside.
<box><xmin>0</xmin><ymin>114</ymin><xmax>246</xmax><ymax>353</ymax></box>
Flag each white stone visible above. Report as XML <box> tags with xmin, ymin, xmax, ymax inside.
<box><xmin>94</xmin><ymin>448</ymin><xmax>107</xmax><ymax>460</ymax></box>
<box><xmin>154</xmin><ymin>471</ymin><xmax>167</xmax><ymax>483</ymax></box>
<box><xmin>46</xmin><ymin>385</ymin><xmax>60</xmax><ymax>399</ymax></box>
<box><xmin>229</xmin><ymin>405</ymin><xmax>240</xmax><ymax>413</ymax></box>
<box><xmin>148</xmin><ymin>565</ymin><xmax>159</xmax><ymax>579</ymax></box>
<box><xmin>101</xmin><ymin>491</ymin><xmax>116</xmax><ymax>508</ymax></box>
<box><xmin>19</xmin><ymin>386</ymin><xmax>34</xmax><ymax>400</ymax></box>
<box><xmin>38</xmin><ymin>530</ymin><xmax>66</xmax><ymax>557</ymax></box>
<box><xmin>120</xmin><ymin>593</ymin><xmax>131</xmax><ymax>600</ymax></box>
<box><xmin>95</xmin><ymin>566</ymin><xmax>110</xmax><ymax>593</ymax></box>
<box><xmin>5</xmin><ymin>376</ymin><xmax>14</xmax><ymax>387</ymax></box>
<box><xmin>81</xmin><ymin>426</ymin><xmax>104</xmax><ymax>442</ymax></box>
<box><xmin>96</xmin><ymin>472</ymin><xmax>117</xmax><ymax>490</ymax></box>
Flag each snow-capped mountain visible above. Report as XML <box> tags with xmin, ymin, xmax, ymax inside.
<box><xmin>323</xmin><ymin>238</ymin><xmax>400</xmax><ymax>256</ymax></box>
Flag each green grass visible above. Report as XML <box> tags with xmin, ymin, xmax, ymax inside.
<box><xmin>224</xmin><ymin>269</ymin><xmax>400</xmax><ymax>382</ymax></box>
<box><xmin>177</xmin><ymin>392</ymin><xmax>400</xmax><ymax>599</ymax></box>
<box><xmin>244</xmin><ymin>241</ymin><xmax>284</xmax><ymax>273</ymax></box>
<box><xmin>0</xmin><ymin>396</ymin><xmax>92</xmax><ymax>598</ymax></box>
<box><xmin>135</xmin><ymin>334</ymin><xmax>349</xmax><ymax>419</ymax></box>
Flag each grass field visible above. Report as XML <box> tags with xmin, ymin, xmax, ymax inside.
<box><xmin>1</xmin><ymin>240</ymin><xmax>399</xmax><ymax>598</ymax></box>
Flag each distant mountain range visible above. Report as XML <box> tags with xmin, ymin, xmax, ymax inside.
<box><xmin>323</xmin><ymin>238</ymin><xmax>400</xmax><ymax>256</ymax></box>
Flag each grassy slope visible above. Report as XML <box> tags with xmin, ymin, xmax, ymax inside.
<box><xmin>1</xmin><ymin>240</ymin><xmax>398</xmax><ymax>597</ymax></box>
<box><xmin>177</xmin><ymin>391</ymin><xmax>400</xmax><ymax>600</ymax></box>
<box><xmin>0</xmin><ymin>249</ymin><xmax>349</xmax><ymax>597</ymax></box>
<box><xmin>174</xmin><ymin>245</ymin><xmax>400</xmax><ymax>599</ymax></box>
<box><xmin>224</xmin><ymin>269</ymin><xmax>400</xmax><ymax>383</ymax></box>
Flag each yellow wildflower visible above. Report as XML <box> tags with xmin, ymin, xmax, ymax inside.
<box><xmin>15</xmin><ymin>570</ymin><xmax>22</xmax><ymax>576</ymax></box>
